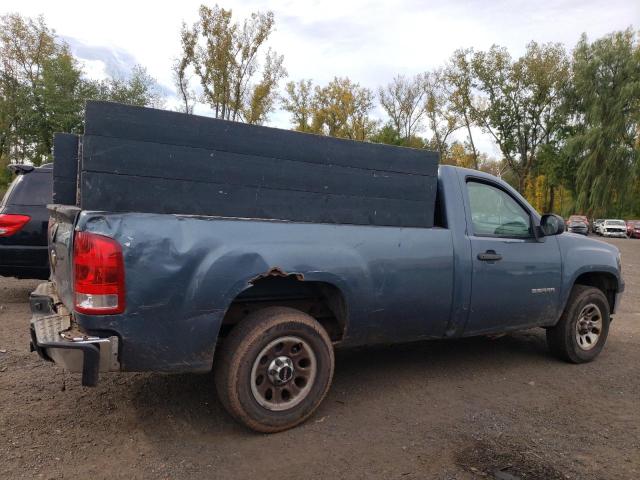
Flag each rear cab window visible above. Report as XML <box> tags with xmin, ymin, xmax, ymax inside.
<box><xmin>2</xmin><ymin>171</ymin><xmax>52</xmax><ymax>208</ymax></box>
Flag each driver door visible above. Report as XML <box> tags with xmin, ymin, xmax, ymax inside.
<box><xmin>463</xmin><ymin>179</ymin><xmax>562</xmax><ymax>335</ymax></box>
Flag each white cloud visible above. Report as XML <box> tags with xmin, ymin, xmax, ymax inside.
<box><xmin>2</xmin><ymin>0</ymin><xmax>638</xmax><ymax>158</ymax></box>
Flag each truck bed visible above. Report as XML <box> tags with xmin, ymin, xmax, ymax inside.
<box><xmin>49</xmin><ymin>206</ymin><xmax>454</xmax><ymax>372</ymax></box>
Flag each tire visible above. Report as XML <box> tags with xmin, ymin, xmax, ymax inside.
<box><xmin>214</xmin><ymin>306</ymin><xmax>334</xmax><ymax>433</ymax></box>
<box><xmin>546</xmin><ymin>285</ymin><xmax>610</xmax><ymax>363</ymax></box>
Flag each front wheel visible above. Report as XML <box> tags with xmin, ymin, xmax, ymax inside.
<box><xmin>546</xmin><ymin>285</ymin><xmax>610</xmax><ymax>363</ymax></box>
<box><xmin>214</xmin><ymin>307</ymin><xmax>334</xmax><ymax>432</ymax></box>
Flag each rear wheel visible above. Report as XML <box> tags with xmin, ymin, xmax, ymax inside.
<box><xmin>546</xmin><ymin>286</ymin><xmax>610</xmax><ymax>363</ymax></box>
<box><xmin>214</xmin><ymin>306</ymin><xmax>334</xmax><ymax>432</ymax></box>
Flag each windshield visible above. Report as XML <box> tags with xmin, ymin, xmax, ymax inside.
<box><xmin>605</xmin><ymin>220</ymin><xmax>625</xmax><ymax>226</ymax></box>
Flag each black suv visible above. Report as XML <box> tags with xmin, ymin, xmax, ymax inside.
<box><xmin>0</xmin><ymin>164</ymin><xmax>52</xmax><ymax>279</ymax></box>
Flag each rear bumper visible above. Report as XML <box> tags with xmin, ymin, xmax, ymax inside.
<box><xmin>0</xmin><ymin>244</ymin><xmax>49</xmax><ymax>279</ymax></box>
<box><xmin>0</xmin><ymin>265</ymin><xmax>49</xmax><ymax>279</ymax></box>
<box><xmin>30</xmin><ymin>282</ymin><xmax>120</xmax><ymax>386</ymax></box>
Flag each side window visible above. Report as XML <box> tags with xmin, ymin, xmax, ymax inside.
<box><xmin>467</xmin><ymin>181</ymin><xmax>531</xmax><ymax>238</ymax></box>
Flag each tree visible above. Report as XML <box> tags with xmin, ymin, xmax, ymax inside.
<box><xmin>0</xmin><ymin>13</ymin><xmax>164</xmax><ymax>173</ymax></box>
<box><xmin>469</xmin><ymin>42</ymin><xmax>570</xmax><ymax>192</ymax></box>
<box><xmin>312</xmin><ymin>77</ymin><xmax>377</xmax><ymax>140</ymax></box>
<box><xmin>445</xmin><ymin>49</ymin><xmax>480</xmax><ymax>168</ymax></box>
<box><xmin>444</xmin><ymin>141</ymin><xmax>475</xmax><ymax>168</ymax></box>
<box><xmin>173</xmin><ymin>26</ymin><xmax>198</xmax><ymax>114</ymax></box>
<box><xmin>369</xmin><ymin>123</ymin><xmax>426</xmax><ymax>148</ymax></box>
<box><xmin>0</xmin><ymin>13</ymin><xmax>85</xmax><ymax>165</ymax></box>
<box><xmin>424</xmin><ymin>69</ymin><xmax>459</xmax><ymax>161</ymax></box>
<box><xmin>283</xmin><ymin>77</ymin><xmax>378</xmax><ymax>141</ymax></box>
<box><xmin>176</xmin><ymin>4</ymin><xmax>286</xmax><ymax>124</ymax></box>
<box><xmin>378</xmin><ymin>74</ymin><xmax>427</xmax><ymax>143</ymax></box>
<box><xmin>566</xmin><ymin>29</ymin><xmax>640</xmax><ymax>216</ymax></box>
<box><xmin>282</xmin><ymin>79</ymin><xmax>314</xmax><ymax>132</ymax></box>
<box><xmin>85</xmin><ymin>65</ymin><xmax>164</xmax><ymax>108</ymax></box>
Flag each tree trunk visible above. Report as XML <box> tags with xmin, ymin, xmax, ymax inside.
<box><xmin>548</xmin><ymin>185</ymin><xmax>555</xmax><ymax>213</ymax></box>
<box><xmin>463</xmin><ymin>111</ymin><xmax>479</xmax><ymax>170</ymax></box>
<box><xmin>518</xmin><ymin>174</ymin><xmax>526</xmax><ymax>195</ymax></box>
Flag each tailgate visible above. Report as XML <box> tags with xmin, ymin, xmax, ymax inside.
<box><xmin>47</xmin><ymin>204</ymin><xmax>81</xmax><ymax>309</ymax></box>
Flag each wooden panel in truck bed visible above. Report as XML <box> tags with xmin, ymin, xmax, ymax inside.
<box><xmin>52</xmin><ymin>133</ymin><xmax>79</xmax><ymax>205</ymax></box>
<box><xmin>79</xmin><ymin>101</ymin><xmax>439</xmax><ymax>227</ymax></box>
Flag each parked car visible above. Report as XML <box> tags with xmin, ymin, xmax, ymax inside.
<box><xmin>601</xmin><ymin>219</ymin><xmax>627</xmax><ymax>238</ymax></box>
<box><xmin>627</xmin><ymin>220</ymin><xmax>640</xmax><ymax>239</ymax></box>
<box><xmin>567</xmin><ymin>215</ymin><xmax>590</xmax><ymax>233</ymax></box>
<box><xmin>0</xmin><ymin>164</ymin><xmax>52</xmax><ymax>279</ymax></box>
<box><xmin>568</xmin><ymin>220</ymin><xmax>589</xmax><ymax>235</ymax></box>
<box><xmin>30</xmin><ymin>103</ymin><xmax>625</xmax><ymax>433</ymax></box>
<box><xmin>593</xmin><ymin>219</ymin><xmax>604</xmax><ymax>235</ymax></box>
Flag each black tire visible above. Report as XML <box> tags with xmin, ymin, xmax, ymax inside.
<box><xmin>546</xmin><ymin>285</ymin><xmax>610</xmax><ymax>363</ymax></box>
<box><xmin>214</xmin><ymin>306</ymin><xmax>334</xmax><ymax>433</ymax></box>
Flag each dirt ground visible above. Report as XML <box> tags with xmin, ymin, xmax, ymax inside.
<box><xmin>0</xmin><ymin>237</ymin><xmax>638</xmax><ymax>480</ymax></box>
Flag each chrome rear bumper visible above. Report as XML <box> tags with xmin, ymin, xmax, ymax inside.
<box><xmin>30</xmin><ymin>282</ymin><xmax>120</xmax><ymax>386</ymax></box>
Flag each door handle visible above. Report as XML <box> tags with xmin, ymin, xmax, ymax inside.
<box><xmin>477</xmin><ymin>250</ymin><xmax>502</xmax><ymax>262</ymax></box>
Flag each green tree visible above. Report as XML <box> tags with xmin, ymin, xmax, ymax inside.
<box><xmin>282</xmin><ymin>79</ymin><xmax>314</xmax><ymax>132</ymax></box>
<box><xmin>0</xmin><ymin>12</ymin><xmax>164</xmax><ymax>178</ymax></box>
<box><xmin>85</xmin><ymin>65</ymin><xmax>164</xmax><ymax>108</ymax></box>
<box><xmin>566</xmin><ymin>29</ymin><xmax>640</xmax><ymax>216</ymax></box>
<box><xmin>378</xmin><ymin>74</ymin><xmax>427</xmax><ymax>143</ymax></box>
<box><xmin>370</xmin><ymin>123</ymin><xmax>425</xmax><ymax>148</ymax></box>
<box><xmin>467</xmin><ymin>42</ymin><xmax>570</xmax><ymax>192</ymax></box>
<box><xmin>0</xmin><ymin>13</ymin><xmax>85</xmax><ymax>165</ymax></box>
<box><xmin>176</xmin><ymin>4</ymin><xmax>286</xmax><ymax>124</ymax></box>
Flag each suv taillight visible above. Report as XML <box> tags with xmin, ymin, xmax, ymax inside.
<box><xmin>0</xmin><ymin>214</ymin><xmax>31</xmax><ymax>236</ymax></box>
<box><xmin>73</xmin><ymin>231</ymin><xmax>125</xmax><ymax>314</ymax></box>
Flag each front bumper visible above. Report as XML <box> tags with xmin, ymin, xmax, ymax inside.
<box><xmin>603</xmin><ymin>231</ymin><xmax>626</xmax><ymax>237</ymax></box>
<box><xmin>30</xmin><ymin>282</ymin><xmax>120</xmax><ymax>386</ymax></box>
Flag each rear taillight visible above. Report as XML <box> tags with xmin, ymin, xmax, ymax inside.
<box><xmin>0</xmin><ymin>214</ymin><xmax>31</xmax><ymax>236</ymax></box>
<box><xmin>73</xmin><ymin>231</ymin><xmax>125</xmax><ymax>314</ymax></box>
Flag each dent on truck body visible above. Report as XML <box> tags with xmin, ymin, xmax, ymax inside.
<box><xmin>71</xmin><ymin>211</ymin><xmax>454</xmax><ymax>372</ymax></box>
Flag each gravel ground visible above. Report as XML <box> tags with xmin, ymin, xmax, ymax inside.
<box><xmin>0</xmin><ymin>237</ymin><xmax>638</xmax><ymax>480</ymax></box>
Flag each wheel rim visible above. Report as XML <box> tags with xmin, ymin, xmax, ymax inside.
<box><xmin>250</xmin><ymin>336</ymin><xmax>317</xmax><ymax>411</ymax></box>
<box><xmin>575</xmin><ymin>303</ymin><xmax>603</xmax><ymax>351</ymax></box>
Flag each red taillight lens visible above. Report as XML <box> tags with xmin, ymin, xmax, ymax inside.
<box><xmin>73</xmin><ymin>231</ymin><xmax>125</xmax><ymax>314</ymax></box>
<box><xmin>0</xmin><ymin>214</ymin><xmax>31</xmax><ymax>236</ymax></box>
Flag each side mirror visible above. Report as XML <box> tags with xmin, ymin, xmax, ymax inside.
<box><xmin>540</xmin><ymin>214</ymin><xmax>565</xmax><ymax>236</ymax></box>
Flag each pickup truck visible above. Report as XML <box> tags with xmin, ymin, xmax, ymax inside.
<box><xmin>29</xmin><ymin>164</ymin><xmax>625</xmax><ymax>432</ymax></box>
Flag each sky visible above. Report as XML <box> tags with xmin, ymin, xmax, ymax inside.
<box><xmin>2</xmin><ymin>0</ymin><xmax>639</xmax><ymax>156</ymax></box>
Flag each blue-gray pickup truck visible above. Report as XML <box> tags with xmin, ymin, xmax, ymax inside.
<box><xmin>30</xmin><ymin>165</ymin><xmax>624</xmax><ymax>432</ymax></box>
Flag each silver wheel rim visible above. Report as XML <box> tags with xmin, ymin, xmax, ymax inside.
<box><xmin>250</xmin><ymin>336</ymin><xmax>317</xmax><ymax>411</ymax></box>
<box><xmin>575</xmin><ymin>303</ymin><xmax>603</xmax><ymax>351</ymax></box>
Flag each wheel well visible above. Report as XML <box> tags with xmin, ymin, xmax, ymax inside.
<box><xmin>574</xmin><ymin>272</ymin><xmax>618</xmax><ymax>312</ymax></box>
<box><xmin>220</xmin><ymin>274</ymin><xmax>348</xmax><ymax>342</ymax></box>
